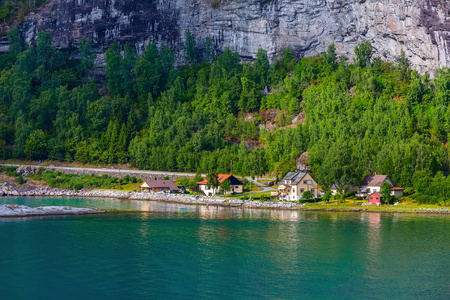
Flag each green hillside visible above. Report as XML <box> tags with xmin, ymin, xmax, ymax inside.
<box><xmin>1</xmin><ymin>30</ymin><xmax>450</xmax><ymax>203</ymax></box>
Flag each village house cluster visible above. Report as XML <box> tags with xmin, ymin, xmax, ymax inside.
<box><xmin>139</xmin><ymin>170</ymin><xmax>403</xmax><ymax>206</ymax></box>
<box><xmin>139</xmin><ymin>174</ymin><xmax>244</xmax><ymax>196</ymax></box>
<box><xmin>276</xmin><ymin>171</ymin><xmax>403</xmax><ymax>205</ymax></box>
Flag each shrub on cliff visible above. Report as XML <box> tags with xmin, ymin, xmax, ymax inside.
<box><xmin>73</xmin><ymin>183</ymin><xmax>83</xmax><ymax>192</ymax></box>
<box><xmin>17</xmin><ymin>175</ymin><xmax>24</xmax><ymax>185</ymax></box>
<box><xmin>211</xmin><ymin>0</ymin><xmax>220</xmax><ymax>8</ymax></box>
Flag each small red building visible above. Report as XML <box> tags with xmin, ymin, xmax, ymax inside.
<box><xmin>368</xmin><ymin>192</ymin><xmax>383</xmax><ymax>205</ymax></box>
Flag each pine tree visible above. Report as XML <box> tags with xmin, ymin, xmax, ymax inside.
<box><xmin>107</xmin><ymin>121</ymin><xmax>120</xmax><ymax>164</ymax></box>
<box><xmin>135</xmin><ymin>43</ymin><xmax>161</xmax><ymax>101</ymax></box>
<box><xmin>121</xmin><ymin>43</ymin><xmax>137</xmax><ymax>96</ymax></box>
<box><xmin>184</xmin><ymin>30</ymin><xmax>198</xmax><ymax>63</ymax></box>
<box><xmin>78</xmin><ymin>39</ymin><xmax>94</xmax><ymax>79</ymax></box>
<box><xmin>254</xmin><ymin>49</ymin><xmax>270</xmax><ymax>87</ymax></box>
<box><xmin>354</xmin><ymin>42</ymin><xmax>372</xmax><ymax>68</ymax></box>
<box><xmin>105</xmin><ymin>43</ymin><xmax>123</xmax><ymax>97</ymax></box>
<box><xmin>118</xmin><ymin>124</ymin><xmax>128</xmax><ymax>164</ymax></box>
<box><xmin>326</xmin><ymin>43</ymin><xmax>337</xmax><ymax>67</ymax></box>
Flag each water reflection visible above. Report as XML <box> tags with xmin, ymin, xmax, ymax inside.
<box><xmin>368</xmin><ymin>212</ymin><xmax>382</xmax><ymax>229</ymax></box>
<box><xmin>1</xmin><ymin>197</ymin><xmax>448</xmax><ymax>224</ymax></box>
<box><xmin>1</xmin><ymin>197</ymin><xmax>448</xmax><ymax>299</ymax></box>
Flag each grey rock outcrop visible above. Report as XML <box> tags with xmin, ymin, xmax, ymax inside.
<box><xmin>0</xmin><ymin>204</ymin><xmax>105</xmax><ymax>217</ymax></box>
<box><xmin>3</xmin><ymin>0</ymin><xmax>450</xmax><ymax>73</ymax></box>
<box><xmin>16</xmin><ymin>166</ymin><xmax>38</xmax><ymax>176</ymax></box>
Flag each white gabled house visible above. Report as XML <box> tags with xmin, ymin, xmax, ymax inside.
<box><xmin>197</xmin><ymin>174</ymin><xmax>243</xmax><ymax>196</ymax></box>
<box><xmin>356</xmin><ymin>173</ymin><xmax>404</xmax><ymax>198</ymax></box>
<box><xmin>277</xmin><ymin>171</ymin><xmax>319</xmax><ymax>201</ymax></box>
<box><xmin>356</xmin><ymin>174</ymin><xmax>393</xmax><ymax>198</ymax></box>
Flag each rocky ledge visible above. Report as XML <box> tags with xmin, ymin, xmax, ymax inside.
<box><xmin>0</xmin><ymin>204</ymin><xmax>105</xmax><ymax>217</ymax></box>
<box><xmin>0</xmin><ymin>183</ymin><xmax>302</xmax><ymax>209</ymax></box>
<box><xmin>6</xmin><ymin>0</ymin><xmax>450</xmax><ymax>74</ymax></box>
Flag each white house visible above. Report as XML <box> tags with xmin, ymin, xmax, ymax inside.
<box><xmin>197</xmin><ymin>174</ymin><xmax>243</xmax><ymax>196</ymax></box>
<box><xmin>356</xmin><ymin>174</ymin><xmax>404</xmax><ymax>198</ymax></box>
<box><xmin>356</xmin><ymin>174</ymin><xmax>393</xmax><ymax>198</ymax></box>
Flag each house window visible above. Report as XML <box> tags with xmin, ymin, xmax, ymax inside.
<box><xmin>303</xmin><ymin>180</ymin><xmax>307</xmax><ymax>184</ymax></box>
<box><xmin>300</xmin><ymin>188</ymin><xmax>304</xmax><ymax>193</ymax></box>
<box><xmin>311</xmin><ymin>188</ymin><xmax>314</xmax><ymax>193</ymax></box>
<box><xmin>293</xmin><ymin>188</ymin><xmax>296</xmax><ymax>192</ymax></box>
<box><xmin>308</xmin><ymin>180</ymin><xmax>312</xmax><ymax>185</ymax></box>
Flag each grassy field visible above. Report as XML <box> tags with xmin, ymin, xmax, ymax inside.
<box><xmin>220</xmin><ymin>191</ymin><xmax>273</xmax><ymax>200</ymax></box>
<box><xmin>96</xmin><ymin>182</ymin><xmax>141</xmax><ymax>192</ymax></box>
<box><xmin>217</xmin><ymin>193</ymin><xmax>448</xmax><ymax>213</ymax></box>
<box><xmin>286</xmin><ymin>198</ymin><xmax>449</xmax><ymax>213</ymax></box>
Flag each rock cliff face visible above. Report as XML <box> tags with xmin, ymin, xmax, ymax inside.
<box><xmin>5</xmin><ymin>0</ymin><xmax>450</xmax><ymax>73</ymax></box>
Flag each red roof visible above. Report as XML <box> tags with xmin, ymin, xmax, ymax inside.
<box><xmin>197</xmin><ymin>174</ymin><xmax>237</xmax><ymax>185</ymax></box>
<box><xmin>391</xmin><ymin>187</ymin><xmax>404</xmax><ymax>191</ymax></box>
<box><xmin>369</xmin><ymin>192</ymin><xmax>382</xmax><ymax>198</ymax></box>
<box><xmin>361</xmin><ymin>175</ymin><xmax>389</xmax><ymax>187</ymax></box>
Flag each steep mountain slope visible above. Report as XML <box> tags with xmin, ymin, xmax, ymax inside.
<box><xmin>1</xmin><ymin>0</ymin><xmax>450</xmax><ymax>73</ymax></box>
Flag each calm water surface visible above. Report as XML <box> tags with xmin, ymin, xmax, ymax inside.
<box><xmin>0</xmin><ymin>197</ymin><xmax>449</xmax><ymax>299</ymax></box>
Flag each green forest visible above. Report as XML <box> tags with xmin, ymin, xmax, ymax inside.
<box><xmin>1</xmin><ymin>29</ymin><xmax>450</xmax><ymax>203</ymax></box>
<box><xmin>0</xmin><ymin>0</ymin><xmax>47</xmax><ymax>24</ymax></box>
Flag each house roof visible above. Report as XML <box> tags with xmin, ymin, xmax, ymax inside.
<box><xmin>391</xmin><ymin>187</ymin><xmax>405</xmax><ymax>191</ymax></box>
<box><xmin>197</xmin><ymin>174</ymin><xmax>243</xmax><ymax>186</ymax></box>
<box><xmin>140</xmin><ymin>180</ymin><xmax>179</xmax><ymax>191</ymax></box>
<box><xmin>281</xmin><ymin>171</ymin><xmax>309</xmax><ymax>185</ymax></box>
<box><xmin>369</xmin><ymin>192</ymin><xmax>382</xmax><ymax>198</ymax></box>
<box><xmin>361</xmin><ymin>175</ymin><xmax>389</xmax><ymax>187</ymax></box>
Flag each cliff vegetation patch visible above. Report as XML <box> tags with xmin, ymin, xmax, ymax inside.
<box><xmin>0</xmin><ymin>0</ymin><xmax>48</xmax><ymax>24</ymax></box>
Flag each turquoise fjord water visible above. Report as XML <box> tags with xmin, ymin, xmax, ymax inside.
<box><xmin>0</xmin><ymin>197</ymin><xmax>449</xmax><ymax>299</ymax></box>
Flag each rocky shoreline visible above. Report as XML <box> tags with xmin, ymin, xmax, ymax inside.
<box><xmin>0</xmin><ymin>183</ymin><xmax>449</xmax><ymax>215</ymax></box>
<box><xmin>0</xmin><ymin>184</ymin><xmax>302</xmax><ymax>209</ymax></box>
<box><xmin>0</xmin><ymin>204</ymin><xmax>105</xmax><ymax>217</ymax></box>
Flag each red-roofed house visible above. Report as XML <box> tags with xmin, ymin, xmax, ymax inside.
<box><xmin>356</xmin><ymin>173</ymin><xmax>404</xmax><ymax>199</ymax></box>
<box><xmin>197</xmin><ymin>174</ymin><xmax>243</xmax><ymax>196</ymax></box>
<box><xmin>368</xmin><ymin>192</ymin><xmax>383</xmax><ymax>205</ymax></box>
<box><xmin>356</xmin><ymin>174</ymin><xmax>393</xmax><ymax>198</ymax></box>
